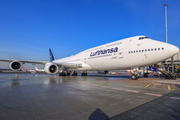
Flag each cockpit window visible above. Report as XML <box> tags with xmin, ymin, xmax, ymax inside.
<box><xmin>139</xmin><ymin>37</ymin><xmax>149</xmax><ymax>40</ymax></box>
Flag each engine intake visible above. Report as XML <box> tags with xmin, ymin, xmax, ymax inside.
<box><xmin>44</xmin><ymin>63</ymin><xmax>58</xmax><ymax>74</ymax></box>
<box><xmin>9</xmin><ymin>61</ymin><xmax>22</xmax><ymax>71</ymax></box>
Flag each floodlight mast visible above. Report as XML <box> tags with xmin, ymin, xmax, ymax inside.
<box><xmin>164</xmin><ymin>3</ymin><xmax>168</xmax><ymax>43</ymax></box>
<box><xmin>164</xmin><ymin>4</ymin><xmax>175</xmax><ymax>74</ymax></box>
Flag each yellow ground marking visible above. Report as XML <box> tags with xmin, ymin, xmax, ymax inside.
<box><xmin>167</xmin><ymin>85</ymin><xmax>171</xmax><ymax>90</ymax></box>
<box><xmin>144</xmin><ymin>83</ymin><xmax>151</xmax><ymax>88</ymax></box>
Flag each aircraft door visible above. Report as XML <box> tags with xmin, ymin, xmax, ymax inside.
<box><xmin>142</xmin><ymin>49</ymin><xmax>149</xmax><ymax>61</ymax></box>
<box><xmin>143</xmin><ymin>53</ymin><xmax>148</xmax><ymax>60</ymax></box>
<box><xmin>83</xmin><ymin>54</ymin><xmax>87</xmax><ymax>63</ymax></box>
<box><xmin>119</xmin><ymin>49</ymin><xmax>124</xmax><ymax>59</ymax></box>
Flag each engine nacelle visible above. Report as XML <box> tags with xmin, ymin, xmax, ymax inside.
<box><xmin>44</xmin><ymin>63</ymin><xmax>58</xmax><ymax>74</ymax></box>
<box><xmin>9</xmin><ymin>60</ymin><xmax>22</xmax><ymax>71</ymax></box>
<box><xmin>97</xmin><ymin>70</ymin><xmax>108</xmax><ymax>74</ymax></box>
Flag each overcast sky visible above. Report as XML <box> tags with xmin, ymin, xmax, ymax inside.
<box><xmin>0</xmin><ymin>0</ymin><xmax>180</xmax><ymax>69</ymax></box>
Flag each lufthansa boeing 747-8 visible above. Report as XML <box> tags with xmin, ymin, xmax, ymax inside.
<box><xmin>0</xmin><ymin>36</ymin><xmax>179</xmax><ymax>79</ymax></box>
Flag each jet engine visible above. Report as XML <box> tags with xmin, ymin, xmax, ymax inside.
<box><xmin>9</xmin><ymin>60</ymin><xmax>22</xmax><ymax>71</ymax></box>
<box><xmin>97</xmin><ymin>70</ymin><xmax>108</xmax><ymax>74</ymax></box>
<box><xmin>44</xmin><ymin>63</ymin><xmax>58</xmax><ymax>74</ymax></box>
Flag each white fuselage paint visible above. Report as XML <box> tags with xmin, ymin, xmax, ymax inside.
<box><xmin>53</xmin><ymin>36</ymin><xmax>179</xmax><ymax>72</ymax></box>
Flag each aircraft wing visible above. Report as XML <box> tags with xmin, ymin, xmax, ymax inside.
<box><xmin>0</xmin><ymin>59</ymin><xmax>47</xmax><ymax>64</ymax></box>
<box><xmin>0</xmin><ymin>59</ymin><xmax>82</xmax><ymax>68</ymax></box>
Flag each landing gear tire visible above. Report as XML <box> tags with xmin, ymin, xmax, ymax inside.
<box><xmin>143</xmin><ymin>73</ymin><xmax>148</xmax><ymax>78</ymax></box>
<box><xmin>81</xmin><ymin>73</ymin><xmax>87</xmax><ymax>76</ymax></box>
<box><xmin>59</xmin><ymin>72</ymin><xmax>63</xmax><ymax>76</ymax></box>
<box><xmin>72</xmin><ymin>72</ymin><xmax>77</xmax><ymax>76</ymax></box>
<box><xmin>131</xmin><ymin>75</ymin><xmax>139</xmax><ymax>80</ymax></box>
<box><xmin>59</xmin><ymin>72</ymin><xmax>69</xmax><ymax>76</ymax></box>
<box><xmin>63</xmin><ymin>73</ymin><xmax>66</xmax><ymax>76</ymax></box>
<box><xmin>67</xmin><ymin>73</ymin><xmax>70</xmax><ymax>76</ymax></box>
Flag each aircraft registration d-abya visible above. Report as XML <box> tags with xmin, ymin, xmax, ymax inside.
<box><xmin>0</xmin><ymin>36</ymin><xmax>179</xmax><ymax>79</ymax></box>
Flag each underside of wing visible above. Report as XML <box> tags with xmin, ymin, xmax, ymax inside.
<box><xmin>53</xmin><ymin>62</ymin><xmax>82</xmax><ymax>68</ymax></box>
<box><xmin>0</xmin><ymin>59</ymin><xmax>48</xmax><ymax>71</ymax></box>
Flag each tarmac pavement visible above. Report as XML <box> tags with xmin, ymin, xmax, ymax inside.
<box><xmin>0</xmin><ymin>72</ymin><xmax>180</xmax><ymax>120</ymax></box>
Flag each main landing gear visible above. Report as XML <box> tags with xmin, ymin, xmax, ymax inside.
<box><xmin>143</xmin><ymin>73</ymin><xmax>148</xmax><ymax>78</ymax></box>
<box><xmin>59</xmin><ymin>72</ymin><xmax>71</xmax><ymax>76</ymax></box>
<box><xmin>72</xmin><ymin>72</ymin><xmax>78</xmax><ymax>76</ymax></box>
<box><xmin>81</xmin><ymin>73</ymin><xmax>87</xmax><ymax>76</ymax></box>
<box><xmin>59</xmin><ymin>71</ymin><xmax>87</xmax><ymax>76</ymax></box>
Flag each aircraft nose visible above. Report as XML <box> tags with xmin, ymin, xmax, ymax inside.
<box><xmin>169</xmin><ymin>44</ymin><xmax>179</xmax><ymax>56</ymax></box>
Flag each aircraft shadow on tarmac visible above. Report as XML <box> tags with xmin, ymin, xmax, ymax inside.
<box><xmin>89</xmin><ymin>108</ymin><xmax>109</xmax><ymax>120</ymax></box>
<box><xmin>44</xmin><ymin>74</ymin><xmax>160</xmax><ymax>83</ymax></box>
<box><xmin>88</xmin><ymin>74</ymin><xmax>131</xmax><ymax>79</ymax></box>
<box><xmin>89</xmin><ymin>85</ymin><xmax>180</xmax><ymax>120</ymax></box>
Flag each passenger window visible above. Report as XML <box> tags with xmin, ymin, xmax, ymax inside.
<box><xmin>155</xmin><ymin>48</ymin><xmax>156</xmax><ymax>51</ymax></box>
<box><xmin>145</xmin><ymin>49</ymin><xmax>147</xmax><ymax>52</ymax></box>
<box><xmin>151</xmin><ymin>49</ymin><xmax>153</xmax><ymax>51</ymax></box>
<box><xmin>129</xmin><ymin>51</ymin><xmax>130</xmax><ymax>54</ymax></box>
<box><xmin>148</xmin><ymin>49</ymin><xmax>150</xmax><ymax>51</ymax></box>
<box><xmin>136</xmin><ymin>50</ymin><xmax>138</xmax><ymax>53</ymax></box>
<box><xmin>134</xmin><ymin>51</ymin><xmax>135</xmax><ymax>53</ymax></box>
<box><xmin>139</xmin><ymin>50</ymin><xmax>141</xmax><ymax>52</ymax></box>
<box><xmin>158</xmin><ymin>48</ymin><xmax>160</xmax><ymax>50</ymax></box>
<box><xmin>142</xmin><ymin>50</ymin><xmax>144</xmax><ymax>52</ymax></box>
<box><xmin>131</xmin><ymin>51</ymin><xmax>133</xmax><ymax>53</ymax></box>
<box><xmin>162</xmin><ymin>48</ymin><xmax>164</xmax><ymax>50</ymax></box>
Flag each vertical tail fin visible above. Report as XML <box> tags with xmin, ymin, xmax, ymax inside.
<box><xmin>35</xmin><ymin>67</ymin><xmax>38</xmax><ymax>70</ymax></box>
<box><xmin>49</xmin><ymin>48</ymin><xmax>55</xmax><ymax>62</ymax></box>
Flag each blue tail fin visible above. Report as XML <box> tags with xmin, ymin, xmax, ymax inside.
<box><xmin>49</xmin><ymin>48</ymin><xmax>55</xmax><ymax>62</ymax></box>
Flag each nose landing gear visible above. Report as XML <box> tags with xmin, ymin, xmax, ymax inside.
<box><xmin>131</xmin><ymin>74</ymin><xmax>139</xmax><ymax>80</ymax></box>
